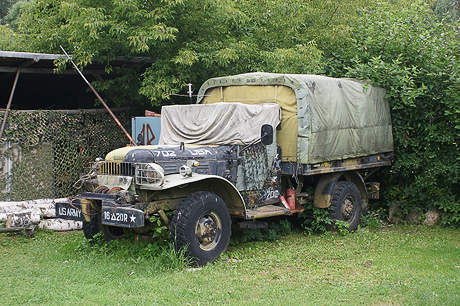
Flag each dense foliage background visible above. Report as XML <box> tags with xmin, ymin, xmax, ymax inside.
<box><xmin>1</xmin><ymin>0</ymin><xmax>460</xmax><ymax>225</ymax></box>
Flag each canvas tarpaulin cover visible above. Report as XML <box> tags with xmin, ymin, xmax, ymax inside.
<box><xmin>197</xmin><ymin>72</ymin><xmax>393</xmax><ymax>164</ymax></box>
<box><xmin>158</xmin><ymin>103</ymin><xmax>281</xmax><ymax>145</ymax></box>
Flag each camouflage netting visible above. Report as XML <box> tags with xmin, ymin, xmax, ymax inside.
<box><xmin>0</xmin><ymin>109</ymin><xmax>136</xmax><ymax>201</ymax></box>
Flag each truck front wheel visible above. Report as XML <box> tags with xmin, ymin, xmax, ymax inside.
<box><xmin>170</xmin><ymin>191</ymin><xmax>231</xmax><ymax>266</ymax></box>
<box><xmin>82</xmin><ymin>213</ymin><xmax>127</xmax><ymax>241</ymax></box>
<box><xmin>330</xmin><ymin>181</ymin><xmax>362</xmax><ymax>231</ymax></box>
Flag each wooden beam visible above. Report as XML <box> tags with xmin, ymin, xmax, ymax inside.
<box><xmin>0</xmin><ymin>51</ymin><xmax>65</xmax><ymax>61</ymax></box>
<box><xmin>0</xmin><ymin>107</ymin><xmax>131</xmax><ymax>115</ymax></box>
<box><xmin>0</xmin><ymin>66</ymin><xmax>114</xmax><ymax>75</ymax></box>
<box><xmin>0</xmin><ymin>50</ymin><xmax>153</xmax><ymax>63</ymax></box>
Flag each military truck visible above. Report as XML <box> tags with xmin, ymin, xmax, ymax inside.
<box><xmin>56</xmin><ymin>73</ymin><xmax>393</xmax><ymax>265</ymax></box>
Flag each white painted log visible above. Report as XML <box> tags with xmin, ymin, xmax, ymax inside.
<box><xmin>0</xmin><ymin>198</ymin><xmax>83</xmax><ymax>232</ymax></box>
<box><xmin>0</xmin><ymin>203</ymin><xmax>55</xmax><ymax>216</ymax></box>
<box><xmin>41</xmin><ymin>207</ymin><xmax>57</xmax><ymax>218</ymax></box>
<box><xmin>38</xmin><ymin>219</ymin><xmax>83</xmax><ymax>231</ymax></box>
<box><xmin>5</xmin><ymin>209</ymin><xmax>41</xmax><ymax>228</ymax></box>
<box><xmin>0</xmin><ymin>198</ymin><xmax>72</xmax><ymax>219</ymax></box>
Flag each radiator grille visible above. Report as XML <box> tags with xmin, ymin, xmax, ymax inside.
<box><xmin>99</xmin><ymin>162</ymin><xmax>135</xmax><ymax>176</ymax></box>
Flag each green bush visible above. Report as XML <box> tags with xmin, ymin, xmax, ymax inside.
<box><xmin>297</xmin><ymin>203</ymin><xmax>334</xmax><ymax>234</ymax></box>
<box><xmin>325</xmin><ymin>3</ymin><xmax>460</xmax><ymax>227</ymax></box>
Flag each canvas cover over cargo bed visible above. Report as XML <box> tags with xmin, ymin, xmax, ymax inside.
<box><xmin>197</xmin><ymin>72</ymin><xmax>393</xmax><ymax>164</ymax></box>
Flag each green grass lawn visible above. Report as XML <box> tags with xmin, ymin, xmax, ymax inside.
<box><xmin>1</xmin><ymin>225</ymin><xmax>459</xmax><ymax>306</ymax></box>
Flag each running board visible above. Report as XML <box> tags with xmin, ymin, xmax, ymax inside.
<box><xmin>245</xmin><ymin>205</ymin><xmax>292</xmax><ymax>220</ymax></box>
<box><xmin>229</xmin><ymin>203</ymin><xmax>305</xmax><ymax>220</ymax></box>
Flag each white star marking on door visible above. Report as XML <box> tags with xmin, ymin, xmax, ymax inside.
<box><xmin>130</xmin><ymin>214</ymin><xmax>136</xmax><ymax>223</ymax></box>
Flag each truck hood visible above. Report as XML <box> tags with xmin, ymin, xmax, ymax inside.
<box><xmin>105</xmin><ymin>144</ymin><xmax>230</xmax><ymax>164</ymax></box>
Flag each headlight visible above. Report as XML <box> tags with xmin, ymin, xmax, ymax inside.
<box><xmin>135</xmin><ymin>163</ymin><xmax>164</xmax><ymax>187</ymax></box>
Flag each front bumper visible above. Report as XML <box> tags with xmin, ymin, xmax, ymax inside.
<box><xmin>55</xmin><ymin>193</ymin><xmax>145</xmax><ymax>228</ymax></box>
<box><xmin>101</xmin><ymin>202</ymin><xmax>145</xmax><ymax>228</ymax></box>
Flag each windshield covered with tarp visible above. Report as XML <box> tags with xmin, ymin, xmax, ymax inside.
<box><xmin>158</xmin><ymin>102</ymin><xmax>281</xmax><ymax>146</ymax></box>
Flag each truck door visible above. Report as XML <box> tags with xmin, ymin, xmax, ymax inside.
<box><xmin>236</xmin><ymin>143</ymin><xmax>281</xmax><ymax>208</ymax></box>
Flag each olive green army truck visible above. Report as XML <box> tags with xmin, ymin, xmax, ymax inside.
<box><xmin>56</xmin><ymin>72</ymin><xmax>393</xmax><ymax>265</ymax></box>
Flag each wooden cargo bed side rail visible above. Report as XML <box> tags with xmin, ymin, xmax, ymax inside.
<box><xmin>280</xmin><ymin>152</ymin><xmax>393</xmax><ymax>176</ymax></box>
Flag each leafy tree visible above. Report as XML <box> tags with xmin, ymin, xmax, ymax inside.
<box><xmin>167</xmin><ymin>0</ymin><xmax>326</xmax><ymax>89</ymax></box>
<box><xmin>0</xmin><ymin>0</ymin><xmax>342</xmax><ymax>105</ymax></box>
<box><xmin>138</xmin><ymin>0</ymin><xmax>380</xmax><ymax>103</ymax></box>
<box><xmin>1</xmin><ymin>0</ymin><xmax>184</xmax><ymax>105</ymax></box>
<box><xmin>0</xmin><ymin>0</ymin><xmax>398</xmax><ymax>106</ymax></box>
<box><xmin>2</xmin><ymin>0</ymin><xmax>28</xmax><ymax>30</ymax></box>
<box><xmin>432</xmin><ymin>0</ymin><xmax>460</xmax><ymax>22</ymax></box>
<box><xmin>0</xmin><ymin>0</ymin><xmax>21</xmax><ymax>21</ymax></box>
<box><xmin>0</xmin><ymin>0</ymin><xmax>436</xmax><ymax>105</ymax></box>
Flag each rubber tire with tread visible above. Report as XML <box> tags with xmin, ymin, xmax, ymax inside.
<box><xmin>329</xmin><ymin>181</ymin><xmax>362</xmax><ymax>231</ymax></box>
<box><xmin>170</xmin><ymin>191</ymin><xmax>231</xmax><ymax>266</ymax></box>
<box><xmin>82</xmin><ymin>213</ymin><xmax>102</xmax><ymax>240</ymax></box>
<box><xmin>82</xmin><ymin>213</ymin><xmax>127</xmax><ymax>241</ymax></box>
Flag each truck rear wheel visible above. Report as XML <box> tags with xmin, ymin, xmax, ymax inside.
<box><xmin>330</xmin><ymin>181</ymin><xmax>362</xmax><ymax>231</ymax></box>
<box><xmin>170</xmin><ymin>191</ymin><xmax>231</xmax><ymax>266</ymax></box>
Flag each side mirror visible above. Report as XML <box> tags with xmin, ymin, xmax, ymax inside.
<box><xmin>261</xmin><ymin>124</ymin><xmax>274</xmax><ymax>145</ymax></box>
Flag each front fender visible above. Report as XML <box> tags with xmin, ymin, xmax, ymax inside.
<box><xmin>155</xmin><ymin>173</ymin><xmax>246</xmax><ymax>212</ymax></box>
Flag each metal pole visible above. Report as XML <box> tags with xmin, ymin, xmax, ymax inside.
<box><xmin>59</xmin><ymin>46</ymin><xmax>137</xmax><ymax>146</ymax></box>
<box><xmin>187</xmin><ymin>83</ymin><xmax>193</xmax><ymax>104</ymax></box>
<box><xmin>0</xmin><ymin>66</ymin><xmax>21</xmax><ymax>139</ymax></box>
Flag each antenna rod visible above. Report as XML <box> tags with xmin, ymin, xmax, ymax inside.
<box><xmin>60</xmin><ymin>46</ymin><xmax>137</xmax><ymax>146</ymax></box>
